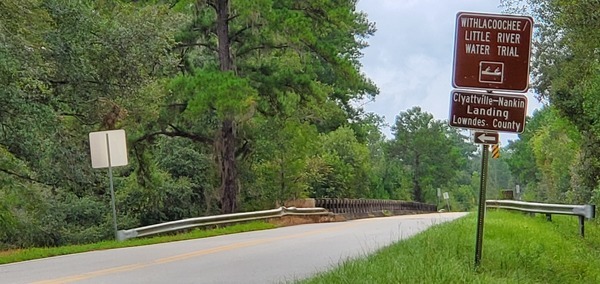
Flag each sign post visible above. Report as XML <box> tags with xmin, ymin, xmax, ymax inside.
<box><xmin>475</xmin><ymin>144</ymin><xmax>489</xmax><ymax>267</ymax></box>
<box><xmin>443</xmin><ymin>192</ymin><xmax>451</xmax><ymax>212</ymax></box>
<box><xmin>89</xmin><ymin>130</ymin><xmax>128</xmax><ymax>240</ymax></box>
<box><xmin>449</xmin><ymin>11</ymin><xmax>533</xmax><ymax>269</ymax></box>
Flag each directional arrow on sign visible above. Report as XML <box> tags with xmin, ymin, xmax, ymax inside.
<box><xmin>473</xmin><ymin>131</ymin><xmax>499</xmax><ymax>145</ymax></box>
<box><xmin>477</xmin><ymin>133</ymin><xmax>495</xmax><ymax>143</ymax></box>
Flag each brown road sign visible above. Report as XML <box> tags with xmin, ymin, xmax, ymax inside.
<box><xmin>473</xmin><ymin>131</ymin><xmax>499</xmax><ymax>145</ymax></box>
<box><xmin>449</xmin><ymin>90</ymin><xmax>527</xmax><ymax>133</ymax></box>
<box><xmin>453</xmin><ymin>12</ymin><xmax>533</xmax><ymax>92</ymax></box>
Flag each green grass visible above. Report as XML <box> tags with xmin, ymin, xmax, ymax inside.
<box><xmin>0</xmin><ymin>221</ymin><xmax>276</xmax><ymax>265</ymax></box>
<box><xmin>301</xmin><ymin>211</ymin><xmax>600</xmax><ymax>283</ymax></box>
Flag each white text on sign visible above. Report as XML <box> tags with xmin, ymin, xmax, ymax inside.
<box><xmin>448</xmin><ymin>90</ymin><xmax>527</xmax><ymax>133</ymax></box>
<box><xmin>462</xmin><ymin>17</ymin><xmax>525</xmax><ymax>58</ymax></box>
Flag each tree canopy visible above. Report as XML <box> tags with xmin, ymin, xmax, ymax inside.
<box><xmin>9</xmin><ymin>0</ymin><xmax>595</xmax><ymax>249</ymax></box>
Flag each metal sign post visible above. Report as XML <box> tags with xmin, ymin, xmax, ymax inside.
<box><xmin>105</xmin><ymin>133</ymin><xmax>118</xmax><ymax>240</ymax></box>
<box><xmin>449</xmin><ymin>10</ymin><xmax>533</xmax><ymax>270</ymax></box>
<box><xmin>443</xmin><ymin>192</ymin><xmax>451</xmax><ymax>212</ymax></box>
<box><xmin>475</xmin><ymin>144</ymin><xmax>490</xmax><ymax>268</ymax></box>
<box><xmin>89</xmin><ymin>129</ymin><xmax>128</xmax><ymax>241</ymax></box>
<box><xmin>437</xmin><ymin>188</ymin><xmax>442</xmax><ymax>209</ymax></box>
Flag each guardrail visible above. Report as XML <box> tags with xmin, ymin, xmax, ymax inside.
<box><xmin>117</xmin><ymin>206</ymin><xmax>329</xmax><ymax>241</ymax></box>
<box><xmin>486</xmin><ymin>200</ymin><xmax>596</xmax><ymax>237</ymax></box>
<box><xmin>314</xmin><ymin>198</ymin><xmax>437</xmax><ymax>215</ymax></box>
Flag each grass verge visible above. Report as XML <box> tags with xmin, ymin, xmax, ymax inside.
<box><xmin>0</xmin><ymin>221</ymin><xmax>276</xmax><ymax>265</ymax></box>
<box><xmin>301</xmin><ymin>210</ymin><xmax>600</xmax><ymax>283</ymax></box>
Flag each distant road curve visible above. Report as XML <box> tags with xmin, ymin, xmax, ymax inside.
<box><xmin>1</xmin><ymin>212</ymin><xmax>467</xmax><ymax>284</ymax></box>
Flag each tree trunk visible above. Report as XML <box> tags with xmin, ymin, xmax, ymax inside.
<box><xmin>215</xmin><ymin>0</ymin><xmax>237</xmax><ymax>213</ymax></box>
<box><xmin>412</xmin><ymin>154</ymin><xmax>424</xmax><ymax>202</ymax></box>
<box><xmin>216</xmin><ymin>0</ymin><xmax>233</xmax><ymax>72</ymax></box>
<box><xmin>219</xmin><ymin>118</ymin><xmax>237</xmax><ymax>213</ymax></box>
<box><xmin>279</xmin><ymin>154</ymin><xmax>285</xmax><ymax>205</ymax></box>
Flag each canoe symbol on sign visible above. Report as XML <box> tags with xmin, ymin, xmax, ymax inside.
<box><xmin>479</xmin><ymin>61</ymin><xmax>504</xmax><ymax>84</ymax></box>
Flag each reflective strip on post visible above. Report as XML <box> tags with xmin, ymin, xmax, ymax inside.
<box><xmin>492</xmin><ymin>144</ymin><xmax>500</xmax><ymax>159</ymax></box>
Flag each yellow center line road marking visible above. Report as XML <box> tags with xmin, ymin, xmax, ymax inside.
<box><xmin>32</xmin><ymin>264</ymin><xmax>147</xmax><ymax>284</ymax></box>
<box><xmin>31</xmin><ymin>222</ymin><xmax>359</xmax><ymax>284</ymax></box>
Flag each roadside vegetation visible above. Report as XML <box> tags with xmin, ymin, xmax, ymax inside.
<box><xmin>0</xmin><ymin>221</ymin><xmax>276</xmax><ymax>265</ymax></box>
<box><xmin>302</xmin><ymin>211</ymin><xmax>600</xmax><ymax>283</ymax></box>
<box><xmin>1</xmin><ymin>0</ymin><xmax>600</xmax><ymax>257</ymax></box>
<box><xmin>0</xmin><ymin>0</ymin><xmax>484</xmax><ymax>251</ymax></box>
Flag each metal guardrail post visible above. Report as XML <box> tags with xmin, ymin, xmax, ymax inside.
<box><xmin>579</xmin><ymin>216</ymin><xmax>585</xmax><ymax>238</ymax></box>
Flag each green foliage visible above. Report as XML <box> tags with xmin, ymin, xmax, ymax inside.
<box><xmin>502</xmin><ymin>0</ymin><xmax>600</xmax><ymax>203</ymax></box>
<box><xmin>310</xmin><ymin>126</ymin><xmax>372</xmax><ymax>198</ymax></box>
<box><xmin>42</xmin><ymin>192</ymin><xmax>111</xmax><ymax>245</ymax></box>
<box><xmin>0</xmin><ymin>0</ymin><xmax>187</xmax><ymax>248</ymax></box>
<box><xmin>373</xmin><ymin>154</ymin><xmax>412</xmax><ymax>201</ymax></box>
<box><xmin>0</xmin><ymin>0</ymin><xmax>497</xmax><ymax>250</ymax></box>
<box><xmin>505</xmin><ymin>106</ymin><xmax>585</xmax><ymax>203</ymax></box>
<box><xmin>389</xmin><ymin>107</ymin><xmax>474</xmax><ymax>203</ymax></box>
<box><xmin>486</xmin><ymin>154</ymin><xmax>515</xmax><ymax>199</ymax></box>
<box><xmin>43</xmin><ymin>0</ymin><xmax>182</xmax><ymax>126</ymax></box>
<box><xmin>242</xmin><ymin>116</ymin><xmax>320</xmax><ymax>209</ymax></box>
<box><xmin>170</xmin><ymin>70</ymin><xmax>257</xmax><ymax>119</ymax></box>
<box><xmin>0</xmin><ymin>182</ymin><xmax>112</xmax><ymax>248</ymax></box>
<box><xmin>451</xmin><ymin>184</ymin><xmax>477</xmax><ymax>211</ymax></box>
<box><xmin>118</xmin><ymin>145</ymin><xmax>216</xmax><ymax>226</ymax></box>
<box><xmin>506</xmin><ymin>115</ymin><xmax>541</xmax><ymax>190</ymax></box>
<box><xmin>163</xmin><ymin>0</ymin><xmax>380</xmax><ymax>214</ymax></box>
<box><xmin>530</xmin><ymin>108</ymin><xmax>581</xmax><ymax>202</ymax></box>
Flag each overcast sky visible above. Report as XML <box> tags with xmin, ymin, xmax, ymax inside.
<box><xmin>356</xmin><ymin>0</ymin><xmax>543</xmax><ymax>144</ymax></box>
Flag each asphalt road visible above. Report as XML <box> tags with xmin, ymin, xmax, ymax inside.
<box><xmin>1</xmin><ymin>212</ymin><xmax>467</xmax><ymax>284</ymax></box>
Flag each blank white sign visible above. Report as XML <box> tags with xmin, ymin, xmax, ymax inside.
<box><xmin>89</xmin><ymin>129</ymin><xmax>128</xmax><ymax>169</ymax></box>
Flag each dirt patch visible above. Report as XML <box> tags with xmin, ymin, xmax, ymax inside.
<box><xmin>0</xmin><ymin>249</ymin><xmax>20</xmax><ymax>257</ymax></box>
<box><xmin>268</xmin><ymin>214</ymin><xmax>345</xmax><ymax>227</ymax></box>
<box><xmin>267</xmin><ymin>209</ymin><xmax>437</xmax><ymax>227</ymax></box>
